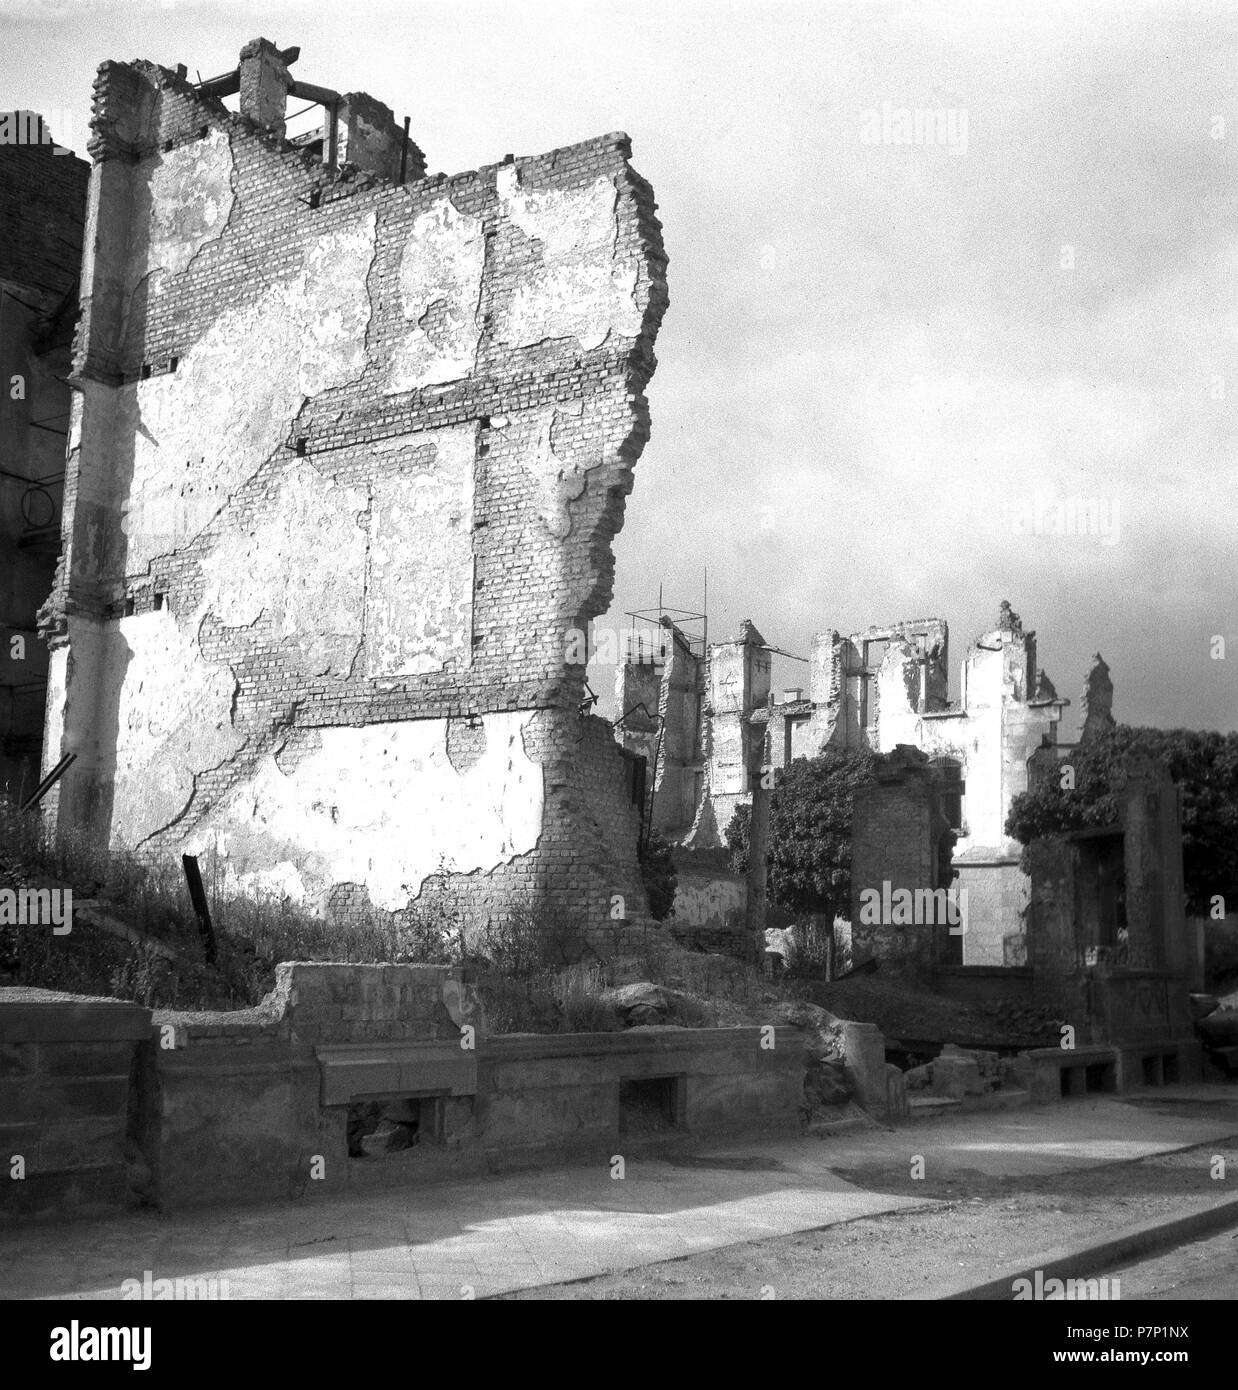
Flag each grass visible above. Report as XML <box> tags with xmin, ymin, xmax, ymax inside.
<box><xmin>0</xmin><ymin>794</ymin><xmax>705</xmax><ymax>1029</ymax></box>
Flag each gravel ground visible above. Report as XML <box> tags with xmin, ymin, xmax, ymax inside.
<box><xmin>502</xmin><ymin>1125</ymin><xmax>1238</xmax><ymax>1300</ymax></box>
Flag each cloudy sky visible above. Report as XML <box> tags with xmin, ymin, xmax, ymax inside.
<box><xmin>4</xmin><ymin>0</ymin><xmax>1235</xmax><ymax>731</ymax></box>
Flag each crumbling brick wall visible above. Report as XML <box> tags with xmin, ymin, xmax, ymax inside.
<box><xmin>850</xmin><ymin>746</ymin><xmax>955</xmax><ymax>970</ymax></box>
<box><xmin>40</xmin><ymin>44</ymin><xmax>668</xmax><ymax>948</ymax></box>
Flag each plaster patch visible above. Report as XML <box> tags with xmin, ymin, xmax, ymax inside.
<box><xmin>385</xmin><ymin>197</ymin><xmax>484</xmax><ymax>392</ymax></box>
<box><xmin>446</xmin><ymin>717</ymin><xmax>487</xmax><ymax>774</ymax></box>
<box><xmin>119</xmin><ymin>292</ymin><xmax>303</xmax><ymax>576</ymax></box>
<box><xmin>110</xmin><ymin>608</ymin><xmax>245</xmax><ymax>845</ymax></box>
<box><xmin>365</xmin><ymin>425</ymin><xmax>475</xmax><ymax>677</ymax></box>
<box><xmin>181</xmin><ymin>711</ymin><xmax>544</xmax><ymax>909</ymax></box>
<box><xmin>274</xmin><ymin>727</ymin><xmax>324</xmax><ymax>774</ymax></box>
<box><xmin>298</xmin><ymin>212</ymin><xmax>376</xmax><ymax>396</ymax></box>
<box><xmin>519</xmin><ymin>401</ymin><xmax>599</xmax><ymax>538</ymax></box>
<box><xmin>496</xmin><ymin>165</ymin><xmax>641</xmax><ymax>351</ymax></box>
<box><xmin>120</xmin><ymin>213</ymin><xmax>377</xmax><ymax>576</ymax></box>
<box><xmin>200</xmin><ymin>462</ymin><xmax>368</xmax><ymax>678</ymax></box>
<box><xmin>42</xmin><ymin>646</ymin><xmax>69</xmax><ymax>775</ymax></box>
<box><xmin>135</xmin><ymin>129</ymin><xmax>235</xmax><ymax>283</ymax></box>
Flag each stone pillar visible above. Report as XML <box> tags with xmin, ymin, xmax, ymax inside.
<box><xmin>840</xmin><ymin>1020</ymin><xmax>887</xmax><ymax>1114</ymax></box>
<box><xmin>238</xmin><ymin>38</ymin><xmax>293</xmax><ymax>137</ymax></box>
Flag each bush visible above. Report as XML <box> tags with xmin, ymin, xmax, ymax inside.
<box><xmin>782</xmin><ymin>918</ymin><xmax>846</xmax><ymax>980</ymax></box>
<box><xmin>471</xmin><ymin>902</ymin><xmax>589</xmax><ymax>974</ymax></box>
<box><xmin>639</xmin><ymin>830</ymin><xmax>678</xmax><ymax>921</ymax></box>
<box><xmin>724</xmin><ymin>804</ymin><xmax>750</xmax><ymax>876</ymax></box>
<box><xmin>1005</xmin><ymin>726</ymin><xmax>1238</xmax><ymax>917</ymax></box>
<box><xmin>556</xmin><ymin>961</ymin><xmax>618</xmax><ymax>1032</ymax></box>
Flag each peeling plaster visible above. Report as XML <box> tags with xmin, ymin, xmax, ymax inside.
<box><xmin>50</xmin><ymin>83</ymin><xmax>667</xmax><ymax>941</ymax></box>
<box><xmin>503</xmin><ymin>400</ymin><xmax>599</xmax><ymax>538</ymax></box>
<box><xmin>385</xmin><ymin>197</ymin><xmax>485</xmax><ymax>393</ymax></box>
<box><xmin>133</xmin><ymin>129</ymin><xmax>235</xmax><ymax>284</ymax></box>
<box><xmin>364</xmin><ymin>425</ymin><xmax>474</xmax><ymax>678</ymax></box>
<box><xmin>298</xmin><ymin>215</ymin><xmax>376</xmax><ymax>396</ymax></box>
<box><xmin>181</xmin><ymin>711</ymin><xmax>544</xmax><ymax>909</ymax></box>
<box><xmin>111</xmin><ymin>607</ymin><xmax>245</xmax><ymax>845</ymax></box>
<box><xmin>121</xmin><ymin>212</ymin><xmax>376</xmax><ymax>576</ymax></box>
<box><xmin>496</xmin><ymin>165</ymin><xmax>641</xmax><ymax>351</ymax></box>
<box><xmin>199</xmin><ymin>462</ymin><xmax>369</xmax><ymax>678</ymax></box>
<box><xmin>446</xmin><ymin>717</ymin><xmax>487</xmax><ymax>774</ymax></box>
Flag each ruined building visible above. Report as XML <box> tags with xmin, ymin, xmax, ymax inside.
<box><xmin>850</xmin><ymin>744</ymin><xmax>959</xmax><ymax>969</ymax></box>
<box><xmin>613</xmin><ymin>614</ymin><xmax>708</xmax><ymax>839</ymax></box>
<box><xmin>38</xmin><ymin>40</ymin><xmax>669</xmax><ymax>941</ymax></box>
<box><xmin>622</xmin><ymin>602</ymin><xmax>1083</xmax><ymax>964</ymax></box>
<box><xmin>0</xmin><ymin>117</ymin><xmax>89</xmax><ymax>797</ymax></box>
<box><xmin>1025</xmin><ymin>757</ymin><xmax>1198</xmax><ymax>1075</ymax></box>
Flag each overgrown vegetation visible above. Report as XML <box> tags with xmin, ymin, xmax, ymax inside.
<box><xmin>1004</xmin><ymin>725</ymin><xmax>1238</xmax><ymax>917</ymax></box>
<box><xmin>0</xmin><ymin>794</ymin><xmax>685</xmax><ymax>1030</ymax></box>
<box><xmin>781</xmin><ymin>919</ymin><xmax>850</xmax><ymax>979</ymax></box>
<box><xmin>639</xmin><ymin>829</ymin><xmax>678</xmax><ymax>921</ymax></box>
<box><xmin>725</xmin><ymin>749</ymin><xmax>877</xmax><ymax>977</ymax></box>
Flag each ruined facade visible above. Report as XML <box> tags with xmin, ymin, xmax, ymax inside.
<box><xmin>623</xmin><ymin>602</ymin><xmax>1077</xmax><ymax>965</ymax></box>
<box><xmin>40</xmin><ymin>41</ymin><xmax>669</xmax><ymax>942</ymax></box>
<box><xmin>1026</xmin><ymin>758</ymin><xmax>1194</xmax><ymax>1048</ymax></box>
<box><xmin>613</xmin><ymin>616</ymin><xmax>706</xmax><ymax>839</ymax></box>
<box><xmin>0</xmin><ymin>117</ymin><xmax>89</xmax><ymax>797</ymax></box>
<box><xmin>846</xmin><ymin>604</ymin><xmax>1069</xmax><ymax>966</ymax></box>
<box><xmin>701</xmin><ymin>620</ymin><xmax>771</xmax><ymax>835</ymax></box>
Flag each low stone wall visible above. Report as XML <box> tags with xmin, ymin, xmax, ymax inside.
<box><xmin>1021</xmin><ymin>1039</ymin><xmax>1204</xmax><ymax>1103</ymax></box>
<box><xmin>473</xmin><ymin>1027</ymin><xmax>804</xmax><ymax>1167</ymax></box>
<box><xmin>0</xmin><ymin>988</ymin><xmax>152</xmax><ymax>1222</ymax></box>
<box><xmin>3</xmin><ymin>965</ymin><xmax>810</xmax><ymax>1218</ymax></box>
<box><xmin>154</xmin><ymin>1019</ymin><xmax>806</xmax><ymax>1206</ymax></box>
<box><xmin>153</xmin><ymin>962</ymin><xmax>468</xmax><ymax>1208</ymax></box>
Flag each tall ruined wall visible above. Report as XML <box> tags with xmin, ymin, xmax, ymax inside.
<box><xmin>654</xmin><ymin>631</ymin><xmax>705</xmax><ymax>834</ymax></box>
<box><xmin>704</xmin><ymin>622</ymin><xmax>770</xmax><ymax>834</ymax></box>
<box><xmin>615</xmin><ymin>626</ymin><xmax>704</xmax><ymax>838</ymax></box>
<box><xmin>41</xmin><ymin>56</ymin><xmax>668</xmax><ymax>943</ymax></box>
<box><xmin>850</xmin><ymin>757</ymin><xmax>942</xmax><ymax>971</ymax></box>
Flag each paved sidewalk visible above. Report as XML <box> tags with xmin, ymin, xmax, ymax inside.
<box><xmin>5</xmin><ymin>1089</ymin><xmax>1236</xmax><ymax>1301</ymax></box>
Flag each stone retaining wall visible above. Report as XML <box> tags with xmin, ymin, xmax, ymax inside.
<box><xmin>0</xmin><ymin>989</ymin><xmax>151</xmax><ymax>1222</ymax></box>
<box><xmin>3</xmin><ymin>964</ymin><xmax>808</xmax><ymax>1218</ymax></box>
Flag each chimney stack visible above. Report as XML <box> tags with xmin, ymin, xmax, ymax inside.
<box><xmin>238</xmin><ymin>38</ymin><xmax>294</xmax><ymax>137</ymax></box>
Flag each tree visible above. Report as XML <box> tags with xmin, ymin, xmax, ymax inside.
<box><xmin>724</xmin><ymin>803</ymin><xmax>751</xmax><ymax>876</ymax></box>
<box><xmin>724</xmin><ymin>746</ymin><xmax>878</xmax><ymax>922</ymax></box>
<box><xmin>639</xmin><ymin>830</ymin><xmax>678</xmax><ymax>921</ymax></box>
<box><xmin>1005</xmin><ymin>725</ymin><xmax>1238</xmax><ymax>916</ymax></box>
<box><xmin>764</xmin><ymin>748</ymin><xmax>877</xmax><ymax>920</ymax></box>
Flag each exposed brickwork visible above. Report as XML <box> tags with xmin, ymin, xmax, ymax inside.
<box><xmin>850</xmin><ymin>746</ymin><xmax>955</xmax><ymax>970</ymax></box>
<box><xmin>0</xmin><ymin>125</ymin><xmax>89</xmax><ymax>297</ymax></box>
<box><xmin>41</xmin><ymin>44</ymin><xmax>669</xmax><ymax>949</ymax></box>
<box><xmin>265</xmin><ymin>962</ymin><xmax>462</xmax><ymax>1045</ymax></box>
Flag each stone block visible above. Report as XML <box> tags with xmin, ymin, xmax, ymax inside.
<box><xmin>884</xmin><ymin>1063</ymin><xmax>909</xmax><ymax>1121</ymax></box>
<box><xmin>931</xmin><ymin>1054</ymin><xmax>982</xmax><ymax>1100</ymax></box>
<box><xmin>840</xmin><ymin>1020</ymin><xmax>888</xmax><ymax>1114</ymax></box>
